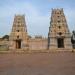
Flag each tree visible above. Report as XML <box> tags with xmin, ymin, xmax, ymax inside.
<box><xmin>2</xmin><ymin>35</ymin><xmax>9</xmax><ymax>40</ymax></box>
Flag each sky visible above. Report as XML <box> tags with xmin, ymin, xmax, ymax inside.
<box><xmin>0</xmin><ymin>0</ymin><xmax>75</xmax><ymax>37</ymax></box>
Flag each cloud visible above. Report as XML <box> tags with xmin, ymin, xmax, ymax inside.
<box><xmin>64</xmin><ymin>8</ymin><xmax>75</xmax><ymax>32</ymax></box>
<box><xmin>23</xmin><ymin>2</ymin><xmax>50</xmax><ymax>37</ymax></box>
<box><xmin>0</xmin><ymin>0</ymin><xmax>75</xmax><ymax>37</ymax></box>
<box><xmin>0</xmin><ymin>1</ymin><xmax>50</xmax><ymax>37</ymax></box>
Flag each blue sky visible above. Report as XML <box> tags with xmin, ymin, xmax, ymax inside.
<box><xmin>0</xmin><ymin>0</ymin><xmax>75</xmax><ymax>37</ymax></box>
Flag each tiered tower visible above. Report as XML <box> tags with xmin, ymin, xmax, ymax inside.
<box><xmin>48</xmin><ymin>8</ymin><xmax>72</xmax><ymax>50</ymax></box>
<box><xmin>9</xmin><ymin>15</ymin><xmax>29</xmax><ymax>50</ymax></box>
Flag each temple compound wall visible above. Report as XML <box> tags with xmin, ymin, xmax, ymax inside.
<box><xmin>0</xmin><ymin>39</ymin><xmax>9</xmax><ymax>51</ymax></box>
<box><xmin>29</xmin><ymin>37</ymin><xmax>48</xmax><ymax>50</ymax></box>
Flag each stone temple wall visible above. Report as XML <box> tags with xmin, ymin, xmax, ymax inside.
<box><xmin>29</xmin><ymin>38</ymin><xmax>48</xmax><ymax>50</ymax></box>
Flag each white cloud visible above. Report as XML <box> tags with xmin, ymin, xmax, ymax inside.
<box><xmin>0</xmin><ymin>1</ymin><xmax>50</xmax><ymax>37</ymax></box>
<box><xmin>64</xmin><ymin>8</ymin><xmax>75</xmax><ymax>32</ymax></box>
<box><xmin>23</xmin><ymin>3</ymin><xmax>50</xmax><ymax>37</ymax></box>
<box><xmin>0</xmin><ymin>0</ymin><xmax>75</xmax><ymax>37</ymax></box>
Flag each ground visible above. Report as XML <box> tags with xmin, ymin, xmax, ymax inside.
<box><xmin>0</xmin><ymin>52</ymin><xmax>75</xmax><ymax>75</ymax></box>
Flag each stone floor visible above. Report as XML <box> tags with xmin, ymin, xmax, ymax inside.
<box><xmin>0</xmin><ymin>52</ymin><xmax>75</xmax><ymax>75</ymax></box>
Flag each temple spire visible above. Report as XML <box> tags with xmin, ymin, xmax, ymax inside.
<box><xmin>9</xmin><ymin>15</ymin><xmax>29</xmax><ymax>50</ymax></box>
<box><xmin>48</xmin><ymin>8</ymin><xmax>72</xmax><ymax>50</ymax></box>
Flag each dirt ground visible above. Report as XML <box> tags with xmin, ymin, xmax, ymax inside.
<box><xmin>0</xmin><ymin>52</ymin><xmax>75</xmax><ymax>75</ymax></box>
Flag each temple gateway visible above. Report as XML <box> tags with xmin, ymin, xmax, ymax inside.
<box><xmin>0</xmin><ymin>8</ymin><xmax>74</xmax><ymax>51</ymax></box>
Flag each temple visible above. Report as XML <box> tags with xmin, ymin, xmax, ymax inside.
<box><xmin>9</xmin><ymin>15</ymin><xmax>29</xmax><ymax>50</ymax></box>
<box><xmin>0</xmin><ymin>8</ymin><xmax>74</xmax><ymax>51</ymax></box>
<box><xmin>48</xmin><ymin>8</ymin><xmax>72</xmax><ymax>50</ymax></box>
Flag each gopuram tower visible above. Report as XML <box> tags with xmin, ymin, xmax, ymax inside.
<box><xmin>48</xmin><ymin>8</ymin><xmax>72</xmax><ymax>50</ymax></box>
<box><xmin>9</xmin><ymin>15</ymin><xmax>29</xmax><ymax>50</ymax></box>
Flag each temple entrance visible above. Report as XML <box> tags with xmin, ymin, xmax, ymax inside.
<box><xmin>16</xmin><ymin>40</ymin><xmax>21</xmax><ymax>49</ymax></box>
<box><xmin>57</xmin><ymin>38</ymin><xmax>64</xmax><ymax>48</ymax></box>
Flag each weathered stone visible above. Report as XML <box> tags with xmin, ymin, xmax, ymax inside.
<box><xmin>48</xmin><ymin>8</ymin><xmax>72</xmax><ymax>50</ymax></box>
<box><xmin>9</xmin><ymin>15</ymin><xmax>29</xmax><ymax>50</ymax></box>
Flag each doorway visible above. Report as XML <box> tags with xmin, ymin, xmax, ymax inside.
<box><xmin>57</xmin><ymin>38</ymin><xmax>64</xmax><ymax>48</ymax></box>
<box><xmin>16</xmin><ymin>40</ymin><xmax>21</xmax><ymax>49</ymax></box>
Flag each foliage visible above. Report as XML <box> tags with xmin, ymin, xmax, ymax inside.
<box><xmin>2</xmin><ymin>35</ymin><xmax>9</xmax><ymax>40</ymax></box>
